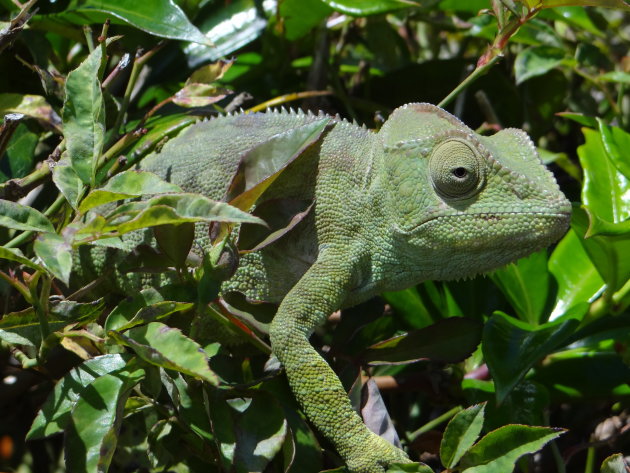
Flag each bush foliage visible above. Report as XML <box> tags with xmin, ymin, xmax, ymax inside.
<box><xmin>1</xmin><ymin>1</ymin><xmax>629</xmax><ymax>472</ymax></box>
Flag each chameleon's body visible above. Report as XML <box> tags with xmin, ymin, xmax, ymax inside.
<box><xmin>79</xmin><ymin>103</ymin><xmax>571</xmax><ymax>472</ymax></box>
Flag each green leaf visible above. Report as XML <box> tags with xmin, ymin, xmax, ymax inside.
<box><xmin>76</xmin><ymin>193</ymin><xmax>265</xmax><ymax>241</ymax></box>
<box><xmin>601</xmin><ymin>453</ymin><xmax>629</xmax><ymax>473</ymax></box>
<box><xmin>459</xmin><ymin>425</ymin><xmax>565</xmax><ymax>472</ymax></box>
<box><xmin>0</xmin><ymin>246</ymin><xmax>45</xmax><ymax>272</ymax></box>
<box><xmin>578</xmin><ymin>128</ymin><xmax>630</xmax><ymax>238</ymax></box>
<box><xmin>50</xmin><ymin>0</ymin><xmax>209</xmax><ymax>44</ymax></box>
<box><xmin>514</xmin><ymin>46</ymin><xmax>565</xmax><ymax>84</ymax></box>
<box><xmin>79</xmin><ymin>170</ymin><xmax>183</xmax><ymax>213</ymax></box>
<box><xmin>65</xmin><ymin>370</ymin><xmax>145</xmax><ymax>473</ymax></box>
<box><xmin>0</xmin><ymin>199</ymin><xmax>55</xmax><ymax>233</ymax></box>
<box><xmin>363</xmin><ymin>318</ymin><xmax>482</xmax><ymax>365</ymax></box>
<box><xmin>382</xmin><ymin>287</ymin><xmax>434</xmax><ymax>329</ymax></box>
<box><xmin>104</xmin><ymin>287</ymin><xmax>165</xmax><ymax>331</ymax></box>
<box><xmin>184</xmin><ymin>0</ymin><xmax>273</xmax><ymax>65</ymax></box>
<box><xmin>227</xmin><ymin>118</ymin><xmax>331</xmax><ymax>211</ymax></box>
<box><xmin>62</xmin><ymin>41</ymin><xmax>108</xmax><ymax>185</ymax></box>
<box><xmin>110</xmin><ymin>322</ymin><xmax>219</xmax><ymax>385</ymax></box>
<box><xmin>52</xmin><ymin>157</ymin><xmax>84</xmax><ymax>210</ymax></box>
<box><xmin>440</xmin><ymin>404</ymin><xmax>485</xmax><ymax>469</ymax></box>
<box><xmin>491</xmin><ymin>250</ymin><xmax>549</xmax><ymax>325</ymax></box>
<box><xmin>386</xmin><ymin>463</ymin><xmax>435</xmax><ymax>473</ymax></box>
<box><xmin>0</xmin><ymin>93</ymin><xmax>58</xmax><ymax>128</ymax></box>
<box><xmin>27</xmin><ymin>354</ymin><xmax>130</xmax><ymax>439</ymax></box>
<box><xmin>572</xmin><ymin>206</ymin><xmax>630</xmax><ymax>294</ymax></box>
<box><xmin>556</xmin><ymin>111</ymin><xmax>598</xmax><ymax>128</ymax></box>
<box><xmin>548</xmin><ymin>229</ymin><xmax>604</xmax><ymax>319</ymax></box>
<box><xmin>600</xmin><ymin>71</ymin><xmax>630</xmax><ymax>84</ymax></box>
<box><xmin>523</xmin><ymin>0</ymin><xmax>630</xmax><ymax>9</ymax></box>
<box><xmin>233</xmin><ymin>393</ymin><xmax>288</xmax><ymax>472</ymax></box>
<box><xmin>33</xmin><ymin>233</ymin><xmax>73</xmax><ymax>285</ymax></box>
<box><xmin>319</xmin><ymin>0</ymin><xmax>420</xmax><ymax>16</ymax></box>
<box><xmin>597</xmin><ymin>119</ymin><xmax>630</xmax><ymax>180</ymax></box>
<box><xmin>483</xmin><ymin>312</ymin><xmax>579</xmax><ymax>402</ymax></box>
<box><xmin>279</xmin><ymin>0</ymin><xmax>333</xmax><ymax>40</ymax></box>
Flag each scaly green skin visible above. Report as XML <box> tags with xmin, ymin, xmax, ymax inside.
<box><xmin>81</xmin><ymin>103</ymin><xmax>571</xmax><ymax>473</ymax></box>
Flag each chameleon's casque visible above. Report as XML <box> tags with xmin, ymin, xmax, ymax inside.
<box><xmin>76</xmin><ymin>103</ymin><xmax>570</xmax><ymax>473</ymax></box>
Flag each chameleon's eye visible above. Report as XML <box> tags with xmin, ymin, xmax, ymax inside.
<box><xmin>429</xmin><ymin>139</ymin><xmax>484</xmax><ymax>199</ymax></box>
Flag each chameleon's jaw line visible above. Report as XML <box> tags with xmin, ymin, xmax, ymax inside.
<box><xmin>397</xmin><ymin>209</ymin><xmax>572</xmax><ymax>235</ymax></box>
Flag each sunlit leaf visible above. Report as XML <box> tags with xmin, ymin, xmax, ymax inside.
<box><xmin>440</xmin><ymin>404</ymin><xmax>485</xmax><ymax>469</ymax></box>
<box><xmin>62</xmin><ymin>40</ymin><xmax>108</xmax><ymax>185</ymax></box>
<box><xmin>78</xmin><ymin>170</ymin><xmax>183</xmax><ymax>213</ymax></box>
<box><xmin>459</xmin><ymin>425</ymin><xmax>565</xmax><ymax>472</ymax></box>
<box><xmin>0</xmin><ymin>199</ymin><xmax>55</xmax><ymax>233</ymax></box>
<box><xmin>110</xmin><ymin>322</ymin><xmax>219</xmax><ymax>385</ymax></box>
<box><xmin>601</xmin><ymin>453</ymin><xmax>629</xmax><ymax>473</ymax></box>
<box><xmin>0</xmin><ymin>93</ymin><xmax>59</xmax><ymax>129</ymax></box>
<box><xmin>523</xmin><ymin>0</ymin><xmax>630</xmax><ymax>10</ymax></box>
<box><xmin>33</xmin><ymin>233</ymin><xmax>73</xmax><ymax>284</ymax></box>
<box><xmin>42</xmin><ymin>0</ymin><xmax>209</xmax><ymax>43</ymax></box>
<box><xmin>319</xmin><ymin>0</ymin><xmax>420</xmax><ymax>16</ymax></box>
<box><xmin>52</xmin><ymin>157</ymin><xmax>84</xmax><ymax>210</ymax></box>
<box><xmin>0</xmin><ymin>246</ymin><xmax>45</xmax><ymax>272</ymax></box>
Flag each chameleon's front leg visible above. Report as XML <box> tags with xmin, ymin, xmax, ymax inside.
<box><xmin>269</xmin><ymin>251</ymin><xmax>409</xmax><ymax>473</ymax></box>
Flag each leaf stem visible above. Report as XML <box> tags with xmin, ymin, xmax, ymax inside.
<box><xmin>407</xmin><ymin>405</ymin><xmax>463</xmax><ymax>442</ymax></box>
<box><xmin>111</xmin><ymin>43</ymin><xmax>165</xmax><ymax>140</ymax></box>
<box><xmin>438</xmin><ymin>54</ymin><xmax>502</xmax><ymax>108</ymax></box>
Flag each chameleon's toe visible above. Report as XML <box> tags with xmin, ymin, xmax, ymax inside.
<box><xmin>345</xmin><ymin>433</ymin><xmax>410</xmax><ymax>473</ymax></box>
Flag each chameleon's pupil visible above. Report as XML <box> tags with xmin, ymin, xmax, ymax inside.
<box><xmin>453</xmin><ymin>167</ymin><xmax>467</xmax><ymax>178</ymax></box>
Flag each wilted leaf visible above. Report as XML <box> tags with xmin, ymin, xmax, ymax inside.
<box><xmin>363</xmin><ymin>317</ymin><xmax>482</xmax><ymax>365</ymax></box>
<box><xmin>440</xmin><ymin>404</ymin><xmax>485</xmax><ymax>469</ymax></box>
<box><xmin>227</xmin><ymin>118</ymin><xmax>330</xmax><ymax>211</ymax></box>
<box><xmin>361</xmin><ymin>378</ymin><xmax>401</xmax><ymax>447</ymax></box>
<box><xmin>459</xmin><ymin>425</ymin><xmax>565</xmax><ymax>472</ymax></box>
<box><xmin>0</xmin><ymin>199</ymin><xmax>55</xmax><ymax>233</ymax></box>
<box><xmin>172</xmin><ymin>83</ymin><xmax>232</xmax><ymax>108</ymax></box>
<box><xmin>110</xmin><ymin>322</ymin><xmax>219</xmax><ymax>385</ymax></box>
<box><xmin>483</xmin><ymin>312</ymin><xmax>579</xmax><ymax>402</ymax></box>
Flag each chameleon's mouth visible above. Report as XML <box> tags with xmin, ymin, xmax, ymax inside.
<box><xmin>400</xmin><ymin>208</ymin><xmax>572</xmax><ymax>237</ymax></box>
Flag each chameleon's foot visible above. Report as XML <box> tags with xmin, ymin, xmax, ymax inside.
<box><xmin>345</xmin><ymin>433</ymin><xmax>411</xmax><ymax>473</ymax></box>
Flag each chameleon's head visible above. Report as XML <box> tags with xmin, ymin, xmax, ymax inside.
<box><xmin>378</xmin><ymin>103</ymin><xmax>571</xmax><ymax>281</ymax></box>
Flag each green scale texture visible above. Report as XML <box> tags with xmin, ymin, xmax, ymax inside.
<box><xmin>76</xmin><ymin>103</ymin><xmax>571</xmax><ymax>473</ymax></box>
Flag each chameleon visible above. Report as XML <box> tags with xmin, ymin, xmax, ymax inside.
<box><xmin>76</xmin><ymin>103</ymin><xmax>571</xmax><ymax>472</ymax></box>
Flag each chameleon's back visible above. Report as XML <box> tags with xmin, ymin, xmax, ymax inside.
<box><xmin>139</xmin><ymin>110</ymin><xmax>332</xmax><ymax>199</ymax></box>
